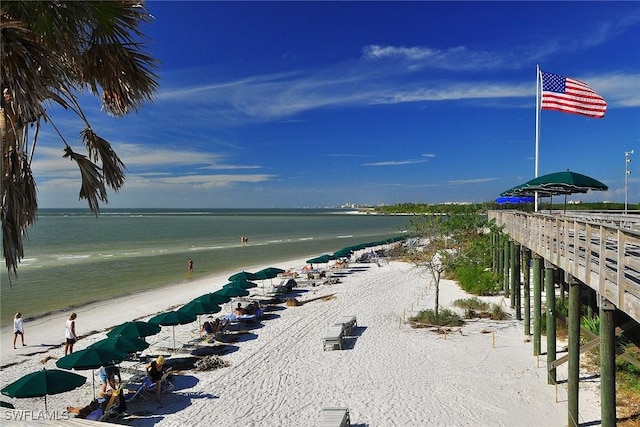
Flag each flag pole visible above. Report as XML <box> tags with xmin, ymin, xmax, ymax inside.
<box><xmin>535</xmin><ymin>65</ymin><xmax>541</xmax><ymax>212</ymax></box>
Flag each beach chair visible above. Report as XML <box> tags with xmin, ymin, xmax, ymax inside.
<box><xmin>124</xmin><ymin>380</ymin><xmax>149</xmax><ymax>402</ymax></box>
<box><xmin>99</xmin><ymin>387</ymin><xmax>126</xmax><ymax>422</ymax></box>
<box><xmin>144</xmin><ymin>368</ymin><xmax>175</xmax><ymax>395</ymax></box>
<box><xmin>335</xmin><ymin>315</ymin><xmax>357</xmax><ymax>336</ymax></box>
<box><xmin>317</xmin><ymin>407</ymin><xmax>351</xmax><ymax>427</ymax></box>
<box><xmin>323</xmin><ymin>325</ymin><xmax>344</xmax><ymax>351</ymax></box>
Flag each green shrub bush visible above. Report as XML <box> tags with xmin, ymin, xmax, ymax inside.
<box><xmin>454</xmin><ymin>264</ymin><xmax>501</xmax><ymax>296</ymax></box>
<box><xmin>411</xmin><ymin>309</ymin><xmax>463</xmax><ymax>327</ymax></box>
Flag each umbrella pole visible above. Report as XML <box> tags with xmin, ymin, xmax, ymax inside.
<box><xmin>92</xmin><ymin>369</ymin><xmax>96</xmax><ymax>400</ymax></box>
<box><xmin>44</xmin><ymin>395</ymin><xmax>47</xmax><ymax>412</ymax></box>
<box><xmin>172</xmin><ymin>326</ymin><xmax>176</xmax><ymax>350</ymax></box>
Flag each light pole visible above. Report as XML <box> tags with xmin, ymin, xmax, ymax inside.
<box><xmin>625</xmin><ymin>149</ymin><xmax>634</xmax><ymax>214</ymax></box>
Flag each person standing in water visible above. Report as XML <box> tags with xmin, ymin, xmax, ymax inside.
<box><xmin>187</xmin><ymin>258</ymin><xmax>193</xmax><ymax>273</ymax></box>
<box><xmin>13</xmin><ymin>312</ymin><xmax>25</xmax><ymax>349</ymax></box>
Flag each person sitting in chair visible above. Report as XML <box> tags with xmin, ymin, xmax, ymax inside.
<box><xmin>234</xmin><ymin>303</ymin><xmax>244</xmax><ymax>316</ymax></box>
<box><xmin>146</xmin><ymin>355</ymin><xmax>166</xmax><ymax>402</ymax></box>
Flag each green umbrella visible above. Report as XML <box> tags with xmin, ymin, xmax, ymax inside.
<box><xmin>1</xmin><ymin>369</ymin><xmax>86</xmax><ymax>411</ymax></box>
<box><xmin>91</xmin><ymin>335</ymin><xmax>150</xmax><ymax>354</ymax></box>
<box><xmin>179</xmin><ymin>298</ymin><xmax>222</xmax><ymax>316</ymax></box>
<box><xmin>228</xmin><ymin>271</ymin><xmax>259</xmax><ymax>281</ymax></box>
<box><xmin>0</xmin><ymin>401</ymin><xmax>14</xmax><ymax>409</ymax></box>
<box><xmin>254</xmin><ymin>267</ymin><xmax>285</xmax><ymax>280</ymax></box>
<box><xmin>198</xmin><ymin>292</ymin><xmax>232</xmax><ymax>305</ymax></box>
<box><xmin>333</xmin><ymin>248</ymin><xmax>353</xmax><ymax>258</ymax></box>
<box><xmin>306</xmin><ymin>254</ymin><xmax>331</xmax><ymax>264</ymax></box>
<box><xmin>149</xmin><ymin>310</ymin><xmax>197</xmax><ymax>349</ymax></box>
<box><xmin>214</xmin><ymin>286</ymin><xmax>250</xmax><ymax>298</ymax></box>
<box><xmin>56</xmin><ymin>347</ymin><xmax>126</xmax><ymax>371</ymax></box>
<box><xmin>224</xmin><ymin>280</ymin><xmax>258</xmax><ymax>289</ymax></box>
<box><xmin>107</xmin><ymin>321</ymin><xmax>161</xmax><ymax>338</ymax></box>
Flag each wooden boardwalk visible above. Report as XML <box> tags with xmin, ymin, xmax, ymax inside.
<box><xmin>488</xmin><ymin>211</ymin><xmax>640</xmax><ymax>324</ymax></box>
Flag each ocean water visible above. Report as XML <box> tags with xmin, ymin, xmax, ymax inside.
<box><xmin>1</xmin><ymin>209</ymin><xmax>409</xmax><ymax>325</ymax></box>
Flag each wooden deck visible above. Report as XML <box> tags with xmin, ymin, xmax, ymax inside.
<box><xmin>488</xmin><ymin>211</ymin><xmax>640</xmax><ymax>323</ymax></box>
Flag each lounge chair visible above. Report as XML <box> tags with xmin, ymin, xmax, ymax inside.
<box><xmin>124</xmin><ymin>380</ymin><xmax>149</xmax><ymax>402</ymax></box>
<box><xmin>144</xmin><ymin>367</ymin><xmax>175</xmax><ymax>395</ymax></box>
<box><xmin>99</xmin><ymin>387</ymin><xmax>126</xmax><ymax>422</ymax></box>
<box><xmin>317</xmin><ymin>407</ymin><xmax>351</xmax><ymax>427</ymax></box>
<box><xmin>335</xmin><ymin>315</ymin><xmax>357</xmax><ymax>336</ymax></box>
<box><xmin>323</xmin><ymin>325</ymin><xmax>344</xmax><ymax>351</ymax></box>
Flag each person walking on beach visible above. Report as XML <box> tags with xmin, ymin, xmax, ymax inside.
<box><xmin>187</xmin><ymin>258</ymin><xmax>193</xmax><ymax>273</ymax></box>
<box><xmin>13</xmin><ymin>312</ymin><xmax>25</xmax><ymax>349</ymax></box>
<box><xmin>65</xmin><ymin>312</ymin><xmax>78</xmax><ymax>355</ymax></box>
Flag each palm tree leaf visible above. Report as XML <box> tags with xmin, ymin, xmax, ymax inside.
<box><xmin>80</xmin><ymin>128</ymin><xmax>126</xmax><ymax>190</ymax></box>
<box><xmin>63</xmin><ymin>147</ymin><xmax>108</xmax><ymax>214</ymax></box>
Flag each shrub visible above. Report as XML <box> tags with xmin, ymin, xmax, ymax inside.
<box><xmin>490</xmin><ymin>303</ymin><xmax>508</xmax><ymax>320</ymax></box>
<box><xmin>411</xmin><ymin>309</ymin><xmax>463</xmax><ymax>327</ymax></box>
<box><xmin>453</xmin><ymin>297</ymin><xmax>490</xmax><ymax>318</ymax></box>
<box><xmin>455</xmin><ymin>264</ymin><xmax>501</xmax><ymax>296</ymax></box>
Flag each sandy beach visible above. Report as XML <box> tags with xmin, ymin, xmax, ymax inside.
<box><xmin>1</xmin><ymin>256</ymin><xmax>602</xmax><ymax>426</ymax></box>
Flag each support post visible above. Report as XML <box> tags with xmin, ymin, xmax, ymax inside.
<box><xmin>568</xmin><ymin>278</ymin><xmax>581</xmax><ymax>427</ymax></box>
<box><xmin>600</xmin><ymin>299</ymin><xmax>617</xmax><ymax>426</ymax></box>
<box><xmin>545</xmin><ymin>264</ymin><xmax>556</xmax><ymax>384</ymax></box>
<box><xmin>510</xmin><ymin>240</ymin><xmax>516</xmax><ymax>308</ymax></box>
<box><xmin>523</xmin><ymin>249</ymin><xmax>531</xmax><ymax>335</ymax></box>
<box><xmin>515</xmin><ymin>243</ymin><xmax>522</xmax><ymax>320</ymax></box>
<box><xmin>533</xmin><ymin>255</ymin><xmax>542</xmax><ymax>356</ymax></box>
<box><xmin>503</xmin><ymin>238</ymin><xmax>510</xmax><ymax>297</ymax></box>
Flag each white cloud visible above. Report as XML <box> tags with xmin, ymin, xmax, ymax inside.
<box><xmin>363</xmin><ymin>158</ymin><xmax>428</xmax><ymax>167</ymax></box>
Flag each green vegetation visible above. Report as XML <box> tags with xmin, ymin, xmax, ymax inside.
<box><xmin>410</xmin><ymin>308</ymin><xmax>463</xmax><ymax>327</ymax></box>
<box><xmin>452</xmin><ymin>297</ymin><xmax>508</xmax><ymax>320</ymax></box>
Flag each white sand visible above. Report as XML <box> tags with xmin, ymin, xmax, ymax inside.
<box><xmin>1</xmin><ymin>257</ymin><xmax>602</xmax><ymax>426</ymax></box>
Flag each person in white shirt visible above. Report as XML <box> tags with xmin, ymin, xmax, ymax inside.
<box><xmin>13</xmin><ymin>312</ymin><xmax>25</xmax><ymax>349</ymax></box>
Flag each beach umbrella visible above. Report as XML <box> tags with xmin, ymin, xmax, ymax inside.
<box><xmin>333</xmin><ymin>248</ymin><xmax>353</xmax><ymax>258</ymax></box>
<box><xmin>306</xmin><ymin>254</ymin><xmax>331</xmax><ymax>264</ymax></box>
<box><xmin>228</xmin><ymin>271</ymin><xmax>259</xmax><ymax>281</ymax></box>
<box><xmin>91</xmin><ymin>335</ymin><xmax>150</xmax><ymax>354</ymax></box>
<box><xmin>149</xmin><ymin>310</ymin><xmax>197</xmax><ymax>349</ymax></box>
<box><xmin>56</xmin><ymin>347</ymin><xmax>126</xmax><ymax>371</ymax></box>
<box><xmin>1</xmin><ymin>369</ymin><xmax>86</xmax><ymax>411</ymax></box>
<box><xmin>179</xmin><ymin>298</ymin><xmax>222</xmax><ymax>316</ymax></box>
<box><xmin>224</xmin><ymin>280</ymin><xmax>258</xmax><ymax>289</ymax></box>
<box><xmin>254</xmin><ymin>267</ymin><xmax>285</xmax><ymax>280</ymax></box>
<box><xmin>56</xmin><ymin>346</ymin><xmax>126</xmax><ymax>399</ymax></box>
<box><xmin>107</xmin><ymin>320</ymin><xmax>161</xmax><ymax>339</ymax></box>
<box><xmin>0</xmin><ymin>401</ymin><xmax>14</xmax><ymax>409</ymax></box>
<box><xmin>214</xmin><ymin>286</ymin><xmax>250</xmax><ymax>298</ymax></box>
<box><xmin>198</xmin><ymin>292</ymin><xmax>232</xmax><ymax>305</ymax></box>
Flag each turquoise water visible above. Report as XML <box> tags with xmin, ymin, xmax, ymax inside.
<box><xmin>1</xmin><ymin>209</ymin><xmax>409</xmax><ymax>324</ymax></box>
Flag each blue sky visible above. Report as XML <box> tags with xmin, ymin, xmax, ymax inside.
<box><xmin>36</xmin><ymin>1</ymin><xmax>640</xmax><ymax>208</ymax></box>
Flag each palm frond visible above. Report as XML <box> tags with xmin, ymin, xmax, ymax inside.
<box><xmin>80</xmin><ymin>127</ymin><xmax>126</xmax><ymax>190</ymax></box>
<box><xmin>63</xmin><ymin>146</ymin><xmax>108</xmax><ymax>215</ymax></box>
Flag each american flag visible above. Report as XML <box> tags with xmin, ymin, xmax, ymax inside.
<box><xmin>540</xmin><ymin>71</ymin><xmax>607</xmax><ymax>118</ymax></box>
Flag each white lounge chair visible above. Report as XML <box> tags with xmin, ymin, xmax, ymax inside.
<box><xmin>334</xmin><ymin>315</ymin><xmax>357</xmax><ymax>336</ymax></box>
<box><xmin>317</xmin><ymin>407</ymin><xmax>351</xmax><ymax>427</ymax></box>
<box><xmin>323</xmin><ymin>325</ymin><xmax>344</xmax><ymax>351</ymax></box>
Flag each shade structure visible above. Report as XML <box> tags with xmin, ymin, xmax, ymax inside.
<box><xmin>306</xmin><ymin>254</ymin><xmax>333</xmax><ymax>264</ymax></box>
<box><xmin>107</xmin><ymin>321</ymin><xmax>161</xmax><ymax>338</ymax></box>
<box><xmin>1</xmin><ymin>369</ymin><xmax>86</xmax><ymax>411</ymax></box>
<box><xmin>254</xmin><ymin>267</ymin><xmax>285</xmax><ymax>280</ymax></box>
<box><xmin>228</xmin><ymin>271</ymin><xmax>259</xmax><ymax>281</ymax></box>
<box><xmin>523</xmin><ymin>170</ymin><xmax>608</xmax><ymax>194</ymax></box>
<box><xmin>149</xmin><ymin>310</ymin><xmax>196</xmax><ymax>326</ymax></box>
<box><xmin>224</xmin><ymin>280</ymin><xmax>258</xmax><ymax>289</ymax></box>
<box><xmin>178</xmin><ymin>298</ymin><xmax>222</xmax><ymax>316</ymax></box>
<box><xmin>198</xmin><ymin>292</ymin><xmax>232</xmax><ymax>305</ymax></box>
<box><xmin>91</xmin><ymin>335</ymin><xmax>150</xmax><ymax>354</ymax></box>
<box><xmin>149</xmin><ymin>310</ymin><xmax>197</xmax><ymax>349</ymax></box>
<box><xmin>56</xmin><ymin>347</ymin><xmax>126</xmax><ymax>371</ymax></box>
<box><xmin>0</xmin><ymin>401</ymin><xmax>15</xmax><ymax>409</ymax></box>
<box><xmin>333</xmin><ymin>248</ymin><xmax>353</xmax><ymax>258</ymax></box>
<box><xmin>214</xmin><ymin>285</ymin><xmax>250</xmax><ymax>298</ymax></box>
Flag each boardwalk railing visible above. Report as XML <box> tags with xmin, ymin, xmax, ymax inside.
<box><xmin>488</xmin><ymin>211</ymin><xmax>640</xmax><ymax>324</ymax></box>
